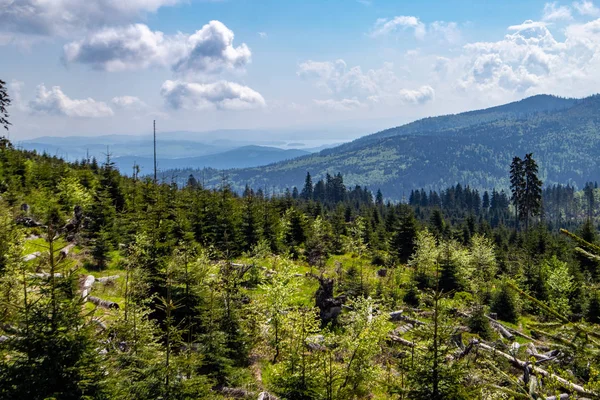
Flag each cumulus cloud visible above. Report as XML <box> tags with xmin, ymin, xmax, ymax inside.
<box><xmin>63</xmin><ymin>21</ymin><xmax>251</xmax><ymax>75</ymax></box>
<box><xmin>299</xmin><ymin>59</ymin><xmax>435</xmax><ymax>109</ymax></box>
<box><xmin>298</xmin><ymin>60</ymin><xmax>399</xmax><ymax>97</ymax></box>
<box><xmin>0</xmin><ymin>0</ymin><xmax>180</xmax><ymax>39</ymax></box>
<box><xmin>160</xmin><ymin>80</ymin><xmax>266</xmax><ymax>111</ymax></box>
<box><xmin>451</xmin><ymin>14</ymin><xmax>600</xmax><ymax>98</ymax></box>
<box><xmin>573</xmin><ymin>0</ymin><xmax>600</xmax><ymax>15</ymax></box>
<box><xmin>371</xmin><ymin>16</ymin><xmax>426</xmax><ymax>39</ymax></box>
<box><xmin>430</xmin><ymin>21</ymin><xmax>462</xmax><ymax>44</ymax></box>
<box><xmin>29</xmin><ymin>84</ymin><xmax>113</xmax><ymax>117</ymax></box>
<box><xmin>172</xmin><ymin>20</ymin><xmax>251</xmax><ymax>77</ymax></box>
<box><xmin>111</xmin><ymin>95</ymin><xmax>147</xmax><ymax>110</ymax></box>
<box><xmin>63</xmin><ymin>24</ymin><xmax>181</xmax><ymax>71</ymax></box>
<box><xmin>542</xmin><ymin>2</ymin><xmax>573</xmax><ymax>21</ymax></box>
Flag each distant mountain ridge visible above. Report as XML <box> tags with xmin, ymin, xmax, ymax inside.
<box><xmin>115</xmin><ymin>146</ymin><xmax>310</xmax><ymax>174</ymax></box>
<box><xmin>167</xmin><ymin>94</ymin><xmax>600</xmax><ymax>198</ymax></box>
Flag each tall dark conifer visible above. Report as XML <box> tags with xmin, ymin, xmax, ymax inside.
<box><xmin>522</xmin><ymin>153</ymin><xmax>543</xmax><ymax>231</ymax></box>
<box><xmin>510</xmin><ymin>156</ymin><xmax>525</xmax><ymax>231</ymax></box>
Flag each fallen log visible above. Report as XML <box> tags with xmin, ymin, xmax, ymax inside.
<box><xmin>389</xmin><ymin>310</ymin><xmax>426</xmax><ymax>325</ymax></box>
<box><xmin>32</xmin><ymin>272</ymin><xmax>63</xmax><ymax>279</ymax></box>
<box><xmin>59</xmin><ymin>243</ymin><xmax>76</xmax><ymax>259</ymax></box>
<box><xmin>88</xmin><ymin>296</ymin><xmax>119</xmax><ymax>309</ymax></box>
<box><xmin>23</xmin><ymin>252</ymin><xmax>41</xmax><ymax>262</ymax></box>
<box><xmin>389</xmin><ymin>334</ymin><xmax>416</xmax><ymax>348</ymax></box>
<box><xmin>476</xmin><ymin>341</ymin><xmax>595</xmax><ymax>397</ymax></box>
<box><xmin>81</xmin><ymin>275</ymin><xmax>95</xmax><ymax>298</ymax></box>
<box><xmin>220</xmin><ymin>387</ymin><xmax>254</xmax><ymax>398</ymax></box>
<box><xmin>491</xmin><ymin>320</ymin><xmax>515</xmax><ymax>340</ymax></box>
<box><xmin>96</xmin><ymin>275</ymin><xmax>120</xmax><ymax>284</ymax></box>
<box><xmin>258</xmin><ymin>391</ymin><xmax>279</xmax><ymax>400</ymax></box>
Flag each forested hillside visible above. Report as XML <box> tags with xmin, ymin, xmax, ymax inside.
<box><xmin>2</xmin><ymin>137</ymin><xmax>600</xmax><ymax>399</ymax></box>
<box><xmin>170</xmin><ymin>94</ymin><xmax>600</xmax><ymax>198</ymax></box>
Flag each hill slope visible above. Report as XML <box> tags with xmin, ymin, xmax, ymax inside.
<box><xmin>169</xmin><ymin>94</ymin><xmax>599</xmax><ymax>198</ymax></box>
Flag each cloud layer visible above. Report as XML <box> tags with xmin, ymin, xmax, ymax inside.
<box><xmin>160</xmin><ymin>80</ymin><xmax>266</xmax><ymax>110</ymax></box>
<box><xmin>0</xmin><ymin>0</ymin><xmax>180</xmax><ymax>38</ymax></box>
<box><xmin>298</xmin><ymin>59</ymin><xmax>435</xmax><ymax>110</ymax></box>
<box><xmin>29</xmin><ymin>84</ymin><xmax>114</xmax><ymax>117</ymax></box>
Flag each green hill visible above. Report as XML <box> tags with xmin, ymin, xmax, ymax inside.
<box><xmin>170</xmin><ymin>94</ymin><xmax>599</xmax><ymax>198</ymax></box>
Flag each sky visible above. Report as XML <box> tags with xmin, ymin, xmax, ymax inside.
<box><xmin>2</xmin><ymin>0</ymin><xmax>600</xmax><ymax>140</ymax></box>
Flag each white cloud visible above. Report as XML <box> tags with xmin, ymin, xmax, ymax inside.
<box><xmin>258</xmin><ymin>32</ymin><xmax>268</xmax><ymax>39</ymax></box>
<box><xmin>573</xmin><ymin>0</ymin><xmax>600</xmax><ymax>16</ymax></box>
<box><xmin>63</xmin><ymin>24</ymin><xmax>182</xmax><ymax>71</ymax></box>
<box><xmin>29</xmin><ymin>84</ymin><xmax>113</xmax><ymax>117</ymax></box>
<box><xmin>313</xmin><ymin>98</ymin><xmax>365</xmax><ymax>111</ymax></box>
<box><xmin>160</xmin><ymin>80</ymin><xmax>266</xmax><ymax>110</ymax></box>
<box><xmin>63</xmin><ymin>21</ymin><xmax>251</xmax><ymax>75</ymax></box>
<box><xmin>8</xmin><ymin>80</ymin><xmax>25</xmax><ymax>110</ymax></box>
<box><xmin>0</xmin><ymin>0</ymin><xmax>180</xmax><ymax>40</ymax></box>
<box><xmin>542</xmin><ymin>2</ymin><xmax>573</xmax><ymax>21</ymax></box>
<box><xmin>369</xmin><ymin>16</ymin><xmax>462</xmax><ymax>43</ymax></box>
<box><xmin>399</xmin><ymin>85</ymin><xmax>435</xmax><ymax>104</ymax></box>
<box><xmin>299</xmin><ymin>59</ymin><xmax>435</xmax><ymax>108</ymax></box>
<box><xmin>452</xmin><ymin>15</ymin><xmax>600</xmax><ymax>98</ymax></box>
<box><xmin>371</xmin><ymin>16</ymin><xmax>426</xmax><ymax>39</ymax></box>
<box><xmin>297</xmin><ymin>60</ymin><xmax>399</xmax><ymax>97</ymax></box>
<box><xmin>111</xmin><ymin>95</ymin><xmax>147</xmax><ymax>110</ymax></box>
<box><xmin>172</xmin><ymin>20</ymin><xmax>251</xmax><ymax>77</ymax></box>
<box><xmin>430</xmin><ymin>21</ymin><xmax>462</xmax><ymax>44</ymax></box>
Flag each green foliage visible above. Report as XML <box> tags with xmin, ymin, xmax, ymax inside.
<box><xmin>468</xmin><ymin>306</ymin><xmax>494</xmax><ymax>340</ymax></box>
<box><xmin>491</xmin><ymin>282</ymin><xmax>520</xmax><ymax>323</ymax></box>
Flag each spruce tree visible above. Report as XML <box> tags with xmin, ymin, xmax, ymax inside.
<box><xmin>392</xmin><ymin>204</ymin><xmax>418</xmax><ymax>264</ymax></box>
<box><xmin>510</xmin><ymin>156</ymin><xmax>525</xmax><ymax>231</ymax></box>
<box><xmin>522</xmin><ymin>153</ymin><xmax>543</xmax><ymax>231</ymax></box>
<box><xmin>0</xmin><ymin>79</ymin><xmax>10</xmax><ymax>132</ymax></box>
<box><xmin>301</xmin><ymin>171</ymin><xmax>314</xmax><ymax>200</ymax></box>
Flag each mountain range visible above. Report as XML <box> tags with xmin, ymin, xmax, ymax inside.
<box><xmin>16</xmin><ymin>133</ymin><xmax>341</xmax><ymax>173</ymax></box>
<box><xmin>165</xmin><ymin>94</ymin><xmax>600</xmax><ymax>198</ymax></box>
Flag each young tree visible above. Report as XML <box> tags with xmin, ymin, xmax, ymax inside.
<box><xmin>0</xmin><ymin>210</ymin><xmax>106</xmax><ymax>399</ymax></box>
<box><xmin>407</xmin><ymin>291</ymin><xmax>472</xmax><ymax>399</ymax></box>
<box><xmin>391</xmin><ymin>204</ymin><xmax>418</xmax><ymax>264</ymax></box>
<box><xmin>545</xmin><ymin>256</ymin><xmax>575</xmax><ymax>317</ymax></box>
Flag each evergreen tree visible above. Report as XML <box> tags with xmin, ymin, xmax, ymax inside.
<box><xmin>392</xmin><ymin>204</ymin><xmax>418</xmax><ymax>264</ymax></box>
<box><xmin>0</xmin><ymin>79</ymin><xmax>10</xmax><ymax>132</ymax></box>
<box><xmin>510</xmin><ymin>156</ymin><xmax>526</xmax><ymax>231</ymax></box>
<box><xmin>491</xmin><ymin>282</ymin><xmax>519</xmax><ymax>323</ymax></box>
<box><xmin>301</xmin><ymin>171</ymin><xmax>314</xmax><ymax>200</ymax></box>
<box><xmin>522</xmin><ymin>153</ymin><xmax>543</xmax><ymax>231</ymax></box>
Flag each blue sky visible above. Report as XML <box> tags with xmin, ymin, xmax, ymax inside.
<box><xmin>2</xmin><ymin>0</ymin><xmax>600</xmax><ymax>140</ymax></box>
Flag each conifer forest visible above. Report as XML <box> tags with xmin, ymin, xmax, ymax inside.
<box><xmin>2</xmin><ymin>85</ymin><xmax>600</xmax><ymax>399</ymax></box>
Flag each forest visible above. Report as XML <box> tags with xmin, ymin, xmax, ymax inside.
<box><xmin>1</xmin><ymin>133</ymin><xmax>600</xmax><ymax>399</ymax></box>
<box><xmin>172</xmin><ymin>94</ymin><xmax>600</xmax><ymax>198</ymax></box>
